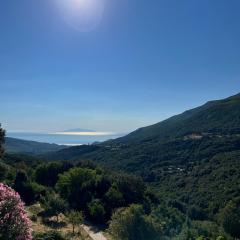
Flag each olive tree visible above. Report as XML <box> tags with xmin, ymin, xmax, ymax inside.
<box><xmin>66</xmin><ymin>210</ymin><xmax>83</xmax><ymax>234</ymax></box>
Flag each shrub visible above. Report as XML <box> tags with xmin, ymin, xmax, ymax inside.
<box><xmin>57</xmin><ymin>167</ymin><xmax>97</xmax><ymax>209</ymax></box>
<box><xmin>109</xmin><ymin>204</ymin><xmax>162</xmax><ymax>240</ymax></box>
<box><xmin>14</xmin><ymin>171</ymin><xmax>46</xmax><ymax>205</ymax></box>
<box><xmin>105</xmin><ymin>184</ymin><xmax>125</xmax><ymax>209</ymax></box>
<box><xmin>35</xmin><ymin>162</ymin><xmax>73</xmax><ymax>187</ymax></box>
<box><xmin>0</xmin><ymin>162</ymin><xmax>8</xmax><ymax>182</ymax></box>
<box><xmin>216</xmin><ymin>236</ymin><xmax>227</xmax><ymax>240</ymax></box>
<box><xmin>87</xmin><ymin>199</ymin><xmax>106</xmax><ymax>223</ymax></box>
<box><xmin>33</xmin><ymin>231</ymin><xmax>64</xmax><ymax>240</ymax></box>
<box><xmin>0</xmin><ymin>183</ymin><xmax>32</xmax><ymax>240</ymax></box>
<box><xmin>115</xmin><ymin>174</ymin><xmax>146</xmax><ymax>204</ymax></box>
<box><xmin>221</xmin><ymin>200</ymin><xmax>240</xmax><ymax>238</ymax></box>
<box><xmin>42</xmin><ymin>194</ymin><xmax>67</xmax><ymax>222</ymax></box>
<box><xmin>66</xmin><ymin>210</ymin><xmax>83</xmax><ymax>234</ymax></box>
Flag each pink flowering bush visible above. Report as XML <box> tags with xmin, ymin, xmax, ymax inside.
<box><xmin>0</xmin><ymin>183</ymin><xmax>32</xmax><ymax>240</ymax></box>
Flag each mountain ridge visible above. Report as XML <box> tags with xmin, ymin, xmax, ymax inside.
<box><xmin>114</xmin><ymin>93</ymin><xmax>240</xmax><ymax>143</ymax></box>
<box><xmin>41</xmin><ymin>93</ymin><xmax>240</xmax><ymax>227</ymax></box>
<box><xmin>5</xmin><ymin>137</ymin><xmax>66</xmax><ymax>155</ymax></box>
<box><xmin>45</xmin><ymin>93</ymin><xmax>240</xmax><ymax>170</ymax></box>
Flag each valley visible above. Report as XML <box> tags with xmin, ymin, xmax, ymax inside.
<box><xmin>1</xmin><ymin>93</ymin><xmax>240</xmax><ymax>239</ymax></box>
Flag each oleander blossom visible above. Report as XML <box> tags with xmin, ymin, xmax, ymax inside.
<box><xmin>0</xmin><ymin>183</ymin><xmax>32</xmax><ymax>240</ymax></box>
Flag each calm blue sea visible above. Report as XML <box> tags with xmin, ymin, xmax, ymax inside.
<box><xmin>7</xmin><ymin>132</ymin><xmax>124</xmax><ymax>146</ymax></box>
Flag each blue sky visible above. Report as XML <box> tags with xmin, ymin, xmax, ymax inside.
<box><xmin>1</xmin><ymin>0</ymin><xmax>240</xmax><ymax>133</ymax></box>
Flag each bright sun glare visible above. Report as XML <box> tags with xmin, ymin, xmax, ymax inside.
<box><xmin>72</xmin><ymin>0</ymin><xmax>90</xmax><ymax>9</ymax></box>
<box><xmin>57</xmin><ymin>0</ymin><xmax>106</xmax><ymax>32</ymax></box>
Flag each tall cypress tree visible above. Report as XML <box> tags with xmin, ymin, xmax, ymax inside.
<box><xmin>0</xmin><ymin>124</ymin><xmax>5</xmax><ymax>158</ymax></box>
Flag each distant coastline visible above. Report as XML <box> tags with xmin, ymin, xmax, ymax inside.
<box><xmin>7</xmin><ymin>132</ymin><xmax>125</xmax><ymax>146</ymax></box>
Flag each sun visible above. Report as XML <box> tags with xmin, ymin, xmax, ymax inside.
<box><xmin>72</xmin><ymin>0</ymin><xmax>89</xmax><ymax>9</ymax></box>
<box><xmin>57</xmin><ymin>0</ymin><xmax>106</xmax><ymax>32</ymax></box>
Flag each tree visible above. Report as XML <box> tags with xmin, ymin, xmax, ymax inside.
<box><xmin>42</xmin><ymin>194</ymin><xmax>67</xmax><ymax>222</ymax></box>
<box><xmin>105</xmin><ymin>184</ymin><xmax>125</xmax><ymax>209</ymax></box>
<box><xmin>13</xmin><ymin>171</ymin><xmax>29</xmax><ymax>202</ymax></box>
<box><xmin>221</xmin><ymin>200</ymin><xmax>240</xmax><ymax>238</ymax></box>
<box><xmin>115</xmin><ymin>174</ymin><xmax>146</xmax><ymax>204</ymax></box>
<box><xmin>87</xmin><ymin>199</ymin><xmax>106</xmax><ymax>224</ymax></box>
<box><xmin>13</xmin><ymin>171</ymin><xmax>45</xmax><ymax>205</ymax></box>
<box><xmin>14</xmin><ymin>170</ymin><xmax>28</xmax><ymax>187</ymax></box>
<box><xmin>35</xmin><ymin>162</ymin><xmax>72</xmax><ymax>187</ymax></box>
<box><xmin>66</xmin><ymin>211</ymin><xmax>83</xmax><ymax>234</ymax></box>
<box><xmin>0</xmin><ymin>124</ymin><xmax>5</xmax><ymax>158</ymax></box>
<box><xmin>188</xmin><ymin>205</ymin><xmax>206</xmax><ymax>221</ymax></box>
<box><xmin>0</xmin><ymin>183</ymin><xmax>32</xmax><ymax>240</ymax></box>
<box><xmin>109</xmin><ymin>204</ymin><xmax>162</xmax><ymax>240</ymax></box>
<box><xmin>0</xmin><ymin>162</ymin><xmax>8</xmax><ymax>182</ymax></box>
<box><xmin>57</xmin><ymin>167</ymin><xmax>97</xmax><ymax>209</ymax></box>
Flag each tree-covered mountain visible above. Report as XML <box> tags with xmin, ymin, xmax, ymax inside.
<box><xmin>116</xmin><ymin>93</ymin><xmax>240</xmax><ymax>143</ymax></box>
<box><xmin>46</xmin><ymin>93</ymin><xmax>240</xmax><ymax>169</ymax></box>
<box><xmin>43</xmin><ymin>93</ymin><xmax>240</xmax><ymax>230</ymax></box>
<box><xmin>5</xmin><ymin>137</ymin><xmax>66</xmax><ymax>155</ymax></box>
<box><xmin>2</xmin><ymin>94</ymin><xmax>240</xmax><ymax>239</ymax></box>
<box><xmin>44</xmin><ymin>94</ymin><xmax>240</xmax><ymax>215</ymax></box>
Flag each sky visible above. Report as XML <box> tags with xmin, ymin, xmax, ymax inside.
<box><xmin>1</xmin><ymin>0</ymin><xmax>240</xmax><ymax>133</ymax></box>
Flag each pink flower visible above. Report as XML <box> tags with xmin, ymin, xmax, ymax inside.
<box><xmin>0</xmin><ymin>183</ymin><xmax>32</xmax><ymax>240</ymax></box>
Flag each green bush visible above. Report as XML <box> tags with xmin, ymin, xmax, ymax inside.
<box><xmin>87</xmin><ymin>199</ymin><xmax>106</xmax><ymax>223</ymax></box>
<box><xmin>216</xmin><ymin>236</ymin><xmax>227</xmax><ymax>240</ymax></box>
<box><xmin>109</xmin><ymin>204</ymin><xmax>162</xmax><ymax>240</ymax></box>
<box><xmin>66</xmin><ymin>210</ymin><xmax>83</xmax><ymax>234</ymax></box>
<box><xmin>57</xmin><ymin>167</ymin><xmax>98</xmax><ymax>209</ymax></box>
<box><xmin>0</xmin><ymin>162</ymin><xmax>8</xmax><ymax>181</ymax></box>
<box><xmin>221</xmin><ymin>199</ymin><xmax>240</xmax><ymax>238</ymax></box>
<box><xmin>35</xmin><ymin>162</ymin><xmax>73</xmax><ymax>187</ymax></box>
<box><xmin>41</xmin><ymin>194</ymin><xmax>68</xmax><ymax>222</ymax></box>
<box><xmin>105</xmin><ymin>184</ymin><xmax>124</xmax><ymax>208</ymax></box>
<box><xmin>33</xmin><ymin>231</ymin><xmax>65</xmax><ymax>240</ymax></box>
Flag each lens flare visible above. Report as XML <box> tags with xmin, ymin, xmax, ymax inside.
<box><xmin>57</xmin><ymin>0</ymin><xmax>106</xmax><ymax>31</ymax></box>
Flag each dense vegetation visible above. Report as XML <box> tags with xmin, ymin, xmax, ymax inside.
<box><xmin>0</xmin><ymin>138</ymin><xmax>233</xmax><ymax>239</ymax></box>
<box><xmin>5</xmin><ymin>137</ymin><xmax>66</xmax><ymax>155</ymax></box>
<box><xmin>42</xmin><ymin>94</ymin><xmax>240</xmax><ymax>239</ymax></box>
<box><xmin>117</xmin><ymin>93</ymin><xmax>240</xmax><ymax>142</ymax></box>
<box><xmin>0</xmin><ymin>136</ymin><xmax>164</xmax><ymax>239</ymax></box>
<box><xmin>1</xmin><ymin>94</ymin><xmax>240</xmax><ymax>239</ymax></box>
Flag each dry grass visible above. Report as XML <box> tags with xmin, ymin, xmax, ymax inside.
<box><xmin>27</xmin><ymin>204</ymin><xmax>93</xmax><ymax>240</ymax></box>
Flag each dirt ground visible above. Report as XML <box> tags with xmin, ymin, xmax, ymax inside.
<box><xmin>27</xmin><ymin>204</ymin><xmax>108</xmax><ymax>240</ymax></box>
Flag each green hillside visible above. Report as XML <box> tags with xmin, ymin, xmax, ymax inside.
<box><xmin>43</xmin><ymin>93</ymin><xmax>240</xmax><ymax>231</ymax></box>
<box><xmin>44</xmin><ymin>92</ymin><xmax>240</xmax><ymax>214</ymax></box>
<box><xmin>2</xmin><ymin>94</ymin><xmax>240</xmax><ymax>239</ymax></box>
<box><xmin>116</xmin><ymin>93</ymin><xmax>240</xmax><ymax>143</ymax></box>
<box><xmin>46</xmin><ymin>93</ymin><xmax>240</xmax><ymax>170</ymax></box>
<box><xmin>5</xmin><ymin>137</ymin><xmax>66</xmax><ymax>155</ymax></box>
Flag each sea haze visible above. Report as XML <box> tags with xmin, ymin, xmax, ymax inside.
<box><xmin>7</xmin><ymin>132</ymin><xmax>125</xmax><ymax>145</ymax></box>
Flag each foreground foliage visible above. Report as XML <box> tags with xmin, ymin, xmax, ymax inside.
<box><xmin>0</xmin><ymin>183</ymin><xmax>32</xmax><ymax>240</ymax></box>
<box><xmin>1</xmin><ymin>120</ymin><xmax>240</xmax><ymax>239</ymax></box>
<box><xmin>66</xmin><ymin>210</ymin><xmax>83</xmax><ymax>234</ymax></box>
<box><xmin>109</xmin><ymin>204</ymin><xmax>162</xmax><ymax>240</ymax></box>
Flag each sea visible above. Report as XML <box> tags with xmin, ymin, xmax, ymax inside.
<box><xmin>7</xmin><ymin>132</ymin><xmax>125</xmax><ymax>146</ymax></box>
